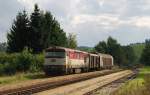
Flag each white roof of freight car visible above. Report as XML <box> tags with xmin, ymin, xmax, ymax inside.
<box><xmin>98</xmin><ymin>53</ymin><xmax>113</xmax><ymax>58</ymax></box>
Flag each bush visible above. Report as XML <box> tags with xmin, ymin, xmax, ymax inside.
<box><xmin>15</xmin><ymin>48</ymin><xmax>33</xmax><ymax>72</ymax></box>
<box><xmin>0</xmin><ymin>64</ymin><xmax>4</xmax><ymax>75</ymax></box>
<box><xmin>3</xmin><ymin>63</ymin><xmax>17</xmax><ymax>75</ymax></box>
<box><xmin>0</xmin><ymin>52</ymin><xmax>16</xmax><ymax>64</ymax></box>
<box><xmin>0</xmin><ymin>48</ymin><xmax>44</xmax><ymax>75</ymax></box>
<box><xmin>29</xmin><ymin>54</ymin><xmax>44</xmax><ymax>72</ymax></box>
<box><xmin>0</xmin><ymin>53</ymin><xmax>18</xmax><ymax>75</ymax></box>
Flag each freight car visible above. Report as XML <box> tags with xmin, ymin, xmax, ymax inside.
<box><xmin>44</xmin><ymin>46</ymin><xmax>113</xmax><ymax>75</ymax></box>
<box><xmin>98</xmin><ymin>53</ymin><xmax>113</xmax><ymax>69</ymax></box>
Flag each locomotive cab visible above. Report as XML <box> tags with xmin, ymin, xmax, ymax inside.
<box><xmin>44</xmin><ymin>47</ymin><xmax>67</xmax><ymax>75</ymax></box>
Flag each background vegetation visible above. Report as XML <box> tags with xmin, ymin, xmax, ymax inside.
<box><xmin>94</xmin><ymin>37</ymin><xmax>137</xmax><ymax>67</ymax></box>
<box><xmin>140</xmin><ymin>39</ymin><xmax>150</xmax><ymax>66</ymax></box>
<box><xmin>130</xmin><ymin>43</ymin><xmax>145</xmax><ymax>61</ymax></box>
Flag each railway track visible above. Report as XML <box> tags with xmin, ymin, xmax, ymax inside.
<box><xmin>0</xmin><ymin>70</ymin><xmax>120</xmax><ymax>95</ymax></box>
<box><xmin>84</xmin><ymin>69</ymin><xmax>138</xmax><ymax>95</ymax></box>
<box><xmin>35</xmin><ymin>70</ymin><xmax>134</xmax><ymax>95</ymax></box>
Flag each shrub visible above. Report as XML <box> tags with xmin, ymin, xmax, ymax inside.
<box><xmin>29</xmin><ymin>53</ymin><xmax>44</xmax><ymax>72</ymax></box>
<box><xmin>0</xmin><ymin>64</ymin><xmax>4</xmax><ymax>75</ymax></box>
<box><xmin>0</xmin><ymin>48</ymin><xmax>44</xmax><ymax>75</ymax></box>
<box><xmin>3</xmin><ymin>62</ymin><xmax>17</xmax><ymax>75</ymax></box>
<box><xmin>0</xmin><ymin>53</ymin><xmax>18</xmax><ymax>75</ymax></box>
<box><xmin>15</xmin><ymin>48</ymin><xmax>33</xmax><ymax>72</ymax></box>
<box><xmin>0</xmin><ymin>52</ymin><xmax>12</xmax><ymax>64</ymax></box>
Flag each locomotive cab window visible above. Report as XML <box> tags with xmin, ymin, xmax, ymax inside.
<box><xmin>45</xmin><ymin>51</ymin><xmax>65</xmax><ymax>58</ymax></box>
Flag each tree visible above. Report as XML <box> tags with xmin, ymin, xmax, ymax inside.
<box><xmin>94</xmin><ymin>37</ymin><xmax>128</xmax><ymax>66</ymax></box>
<box><xmin>140</xmin><ymin>39</ymin><xmax>150</xmax><ymax>66</ymax></box>
<box><xmin>7</xmin><ymin>4</ymin><xmax>68</xmax><ymax>53</ymax></box>
<box><xmin>123</xmin><ymin>46</ymin><xmax>136</xmax><ymax>66</ymax></box>
<box><xmin>94</xmin><ymin>41</ymin><xmax>107</xmax><ymax>53</ymax></box>
<box><xmin>29</xmin><ymin>4</ymin><xmax>43</xmax><ymax>53</ymax></box>
<box><xmin>48</xmin><ymin>20</ymin><xmax>67</xmax><ymax>47</ymax></box>
<box><xmin>107</xmin><ymin>37</ymin><xmax>127</xmax><ymax>66</ymax></box>
<box><xmin>29</xmin><ymin>4</ymin><xmax>67</xmax><ymax>53</ymax></box>
<box><xmin>40</xmin><ymin>11</ymin><xmax>53</xmax><ymax>48</ymax></box>
<box><xmin>0</xmin><ymin>42</ymin><xmax>7</xmax><ymax>52</ymax></box>
<box><xmin>7</xmin><ymin>10</ymin><xmax>30</xmax><ymax>52</ymax></box>
<box><xmin>67</xmin><ymin>33</ymin><xmax>77</xmax><ymax>49</ymax></box>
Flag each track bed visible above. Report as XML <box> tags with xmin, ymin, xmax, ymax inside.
<box><xmin>0</xmin><ymin>70</ymin><xmax>120</xmax><ymax>95</ymax></box>
<box><xmin>36</xmin><ymin>70</ymin><xmax>134</xmax><ymax>95</ymax></box>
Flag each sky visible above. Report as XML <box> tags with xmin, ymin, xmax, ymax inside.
<box><xmin>0</xmin><ymin>0</ymin><xmax>150</xmax><ymax>46</ymax></box>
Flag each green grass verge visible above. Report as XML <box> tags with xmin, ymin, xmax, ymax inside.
<box><xmin>0</xmin><ymin>72</ymin><xmax>45</xmax><ymax>85</ymax></box>
<box><xmin>112</xmin><ymin>67</ymin><xmax>150</xmax><ymax>95</ymax></box>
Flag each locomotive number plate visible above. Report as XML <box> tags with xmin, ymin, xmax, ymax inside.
<box><xmin>51</xmin><ymin>59</ymin><xmax>56</xmax><ymax>62</ymax></box>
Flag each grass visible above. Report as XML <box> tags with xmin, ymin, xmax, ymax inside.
<box><xmin>0</xmin><ymin>72</ymin><xmax>45</xmax><ymax>85</ymax></box>
<box><xmin>112</xmin><ymin>67</ymin><xmax>150</xmax><ymax>95</ymax></box>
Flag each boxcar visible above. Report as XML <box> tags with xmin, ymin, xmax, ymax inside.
<box><xmin>98</xmin><ymin>53</ymin><xmax>113</xmax><ymax>69</ymax></box>
<box><xmin>88</xmin><ymin>53</ymin><xmax>100</xmax><ymax>70</ymax></box>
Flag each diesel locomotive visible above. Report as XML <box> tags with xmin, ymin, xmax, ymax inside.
<box><xmin>44</xmin><ymin>46</ymin><xmax>113</xmax><ymax>75</ymax></box>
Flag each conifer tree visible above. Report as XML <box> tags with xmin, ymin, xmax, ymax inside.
<box><xmin>29</xmin><ymin>4</ymin><xmax>43</xmax><ymax>53</ymax></box>
<box><xmin>7</xmin><ymin>4</ymin><xmax>68</xmax><ymax>53</ymax></box>
<box><xmin>7</xmin><ymin>10</ymin><xmax>30</xmax><ymax>52</ymax></box>
<box><xmin>30</xmin><ymin>4</ymin><xmax>67</xmax><ymax>53</ymax></box>
<box><xmin>140</xmin><ymin>39</ymin><xmax>150</xmax><ymax>65</ymax></box>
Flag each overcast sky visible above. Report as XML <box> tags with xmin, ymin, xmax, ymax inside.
<box><xmin>0</xmin><ymin>0</ymin><xmax>150</xmax><ymax>46</ymax></box>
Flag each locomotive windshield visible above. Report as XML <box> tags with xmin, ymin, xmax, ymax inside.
<box><xmin>45</xmin><ymin>51</ymin><xmax>65</xmax><ymax>58</ymax></box>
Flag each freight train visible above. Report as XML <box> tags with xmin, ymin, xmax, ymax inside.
<box><xmin>44</xmin><ymin>47</ymin><xmax>113</xmax><ymax>75</ymax></box>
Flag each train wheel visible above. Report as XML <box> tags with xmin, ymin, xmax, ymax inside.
<box><xmin>75</xmin><ymin>68</ymin><xmax>81</xmax><ymax>73</ymax></box>
<box><xmin>69</xmin><ymin>68</ymin><xmax>74</xmax><ymax>74</ymax></box>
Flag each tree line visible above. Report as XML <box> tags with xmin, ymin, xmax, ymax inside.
<box><xmin>140</xmin><ymin>39</ymin><xmax>150</xmax><ymax>66</ymax></box>
<box><xmin>94</xmin><ymin>37</ymin><xmax>137</xmax><ymax>67</ymax></box>
<box><xmin>7</xmin><ymin>4</ymin><xmax>77</xmax><ymax>53</ymax></box>
<box><xmin>94</xmin><ymin>37</ymin><xmax>150</xmax><ymax>67</ymax></box>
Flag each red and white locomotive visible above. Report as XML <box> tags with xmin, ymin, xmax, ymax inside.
<box><xmin>44</xmin><ymin>47</ymin><xmax>113</xmax><ymax>75</ymax></box>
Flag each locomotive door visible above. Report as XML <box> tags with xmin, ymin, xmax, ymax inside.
<box><xmin>98</xmin><ymin>56</ymin><xmax>100</xmax><ymax>69</ymax></box>
<box><xmin>66</xmin><ymin>52</ymin><xmax>71</xmax><ymax>74</ymax></box>
<box><xmin>84</xmin><ymin>56</ymin><xmax>89</xmax><ymax>70</ymax></box>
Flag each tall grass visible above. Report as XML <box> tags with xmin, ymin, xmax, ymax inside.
<box><xmin>0</xmin><ymin>72</ymin><xmax>45</xmax><ymax>85</ymax></box>
<box><xmin>112</xmin><ymin>67</ymin><xmax>150</xmax><ymax>95</ymax></box>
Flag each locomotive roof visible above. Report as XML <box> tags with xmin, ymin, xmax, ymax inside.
<box><xmin>46</xmin><ymin>47</ymin><xmax>113</xmax><ymax>58</ymax></box>
<box><xmin>46</xmin><ymin>46</ymin><xmax>88</xmax><ymax>53</ymax></box>
<box><xmin>89</xmin><ymin>53</ymin><xmax>98</xmax><ymax>56</ymax></box>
